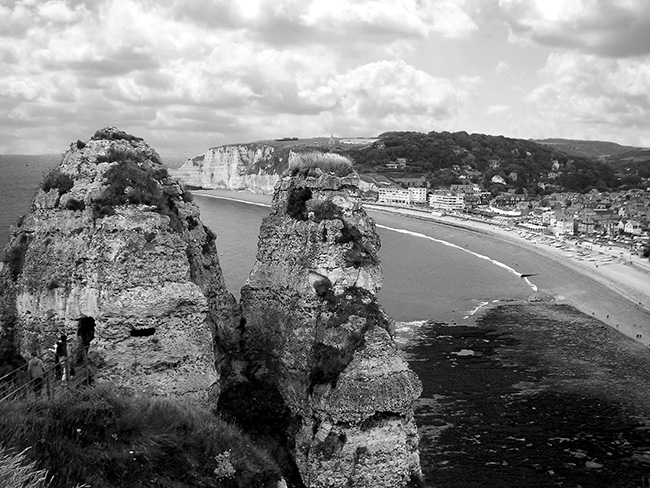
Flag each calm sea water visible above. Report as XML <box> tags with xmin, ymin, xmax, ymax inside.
<box><xmin>194</xmin><ymin>195</ymin><xmax>534</xmax><ymax>324</ymax></box>
<box><xmin>0</xmin><ymin>154</ymin><xmax>61</xmax><ymax>252</ymax></box>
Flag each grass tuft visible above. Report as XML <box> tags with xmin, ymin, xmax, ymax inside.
<box><xmin>0</xmin><ymin>445</ymin><xmax>50</xmax><ymax>488</ymax></box>
<box><xmin>287</xmin><ymin>152</ymin><xmax>353</xmax><ymax>177</ymax></box>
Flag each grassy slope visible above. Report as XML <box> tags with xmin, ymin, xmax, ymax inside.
<box><xmin>0</xmin><ymin>386</ymin><xmax>281</xmax><ymax>488</ymax></box>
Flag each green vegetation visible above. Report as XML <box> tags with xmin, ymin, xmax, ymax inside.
<box><xmin>0</xmin><ymin>445</ymin><xmax>49</xmax><ymax>488</ymax></box>
<box><xmin>287</xmin><ymin>151</ymin><xmax>353</xmax><ymax>177</ymax></box>
<box><xmin>310</xmin><ymin>286</ymin><xmax>389</xmax><ymax>389</ymax></box>
<box><xmin>41</xmin><ymin>169</ymin><xmax>74</xmax><ymax>195</ymax></box>
<box><xmin>91</xmin><ymin>128</ymin><xmax>142</xmax><ymax>143</ymax></box>
<box><xmin>2</xmin><ymin>233</ymin><xmax>31</xmax><ymax>280</ymax></box>
<box><xmin>0</xmin><ymin>386</ymin><xmax>281</xmax><ymax>488</ymax></box>
<box><xmin>286</xmin><ymin>187</ymin><xmax>312</xmax><ymax>221</ymax></box>
<box><xmin>343</xmin><ymin>131</ymin><xmax>629</xmax><ymax>194</ymax></box>
<box><xmin>92</xmin><ymin>149</ymin><xmax>184</xmax><ymax>232</ymax></box>
<box><xmin>64</xmin><ymin>199</ymin><xmax>85</xmax><ymax>211</ymax></box>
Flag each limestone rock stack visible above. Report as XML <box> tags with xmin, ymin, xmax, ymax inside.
<box><xmin>233</xmin><ymin>163</ymin><xmax>423</xmax><ymax>487</ymax></box>
<box><xmin>0</xmin><ymin>127</ymin><xmax>237</xmax><ymax>402</ymax></box>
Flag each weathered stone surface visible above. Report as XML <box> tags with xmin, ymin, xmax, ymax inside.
<box><xmin>0</xmin><ymin>127</ymin><xmax>238</xmax><ymax>403</ymax></box>
<box><xmin>172</xmin><ymin>144</ymin><xmax>282</xmax><ymax>194</ymax></box>
<box><xmin>235</xmin><ymin>170</ymin><xmax>423</xmax><ymax>487</ymax></box>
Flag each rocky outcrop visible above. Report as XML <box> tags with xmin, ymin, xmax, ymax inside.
<box><xmin>172</xmin><ymin>144</ymin><xmax>284</xmax><ymax>194</ymax></box>
<box><xmin>0</xmin><ymin>127</ymin><xmax>238</xmax><ymax>403</ymax></box>
<box><xmin>229</xmin><ymin>169</ymin><xmax>423</xmax><ymax>487</ymax></box>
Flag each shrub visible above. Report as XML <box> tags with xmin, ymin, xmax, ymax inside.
<box><xmin>286</xmin><ymin>187</ymin><xmax>312</xmax><ymax>221</ymax></box>
<box><xmin>2</xmin><ymin>233</ymin><xmax>30</xmax><ymax>280</ymax></box>
<box><xmin>91</xmin><ymin>128</ymin><xmax>142</xmax><ymax>142</ymax></box>
<box><xmin>92</xmin><ymin>154</ymin><xmax>182</xmax><ymax>232</ymax></box>
<box><xmin>65</xmin><ymin>199</ymin><xmax>85</xmax><ymax>211</ymax></box>
<box><xmin>0</xmin><ymin>386</ymin><xmax>281</xmax><ymax>488</ymax></box>
<box><xmin>287</xmin><ymin>152</ymin><xmax>353</xmax><ymax>177</ymax></box>
<box><xmin>75</xmin><ymin>140</ymin><xmax>86</xmax><ymax>149</ymax></box>
<box><xmin>41</xmin><ymin>169</ymin><xmax>73</xmax><ymax>195</ymax></box>
<box><xmin>309</xmin><ymin>200</ymin><xmax>341</xmax><ymax>222</ymax></box>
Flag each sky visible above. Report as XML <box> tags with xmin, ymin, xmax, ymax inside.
<box><xmin>1</xmin><ymin>0</ymin><xmax>650</xmax><ymax>155</ymax></box>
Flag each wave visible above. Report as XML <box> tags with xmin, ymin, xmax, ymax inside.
<box><xmin>376</xmin><ymin>224</ymin><xmax>538</xmax><ymax>292</ymax></box>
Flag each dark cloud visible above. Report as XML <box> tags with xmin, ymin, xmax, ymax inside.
<box><xmin>43</xmin><ymin>47</ymin><xmax>160</xmax><ymax>76</ymax></box>
<box><xmin>500</xmin><ymin>0</ymin><xmax>650</xmax><ymax>57</ymax></box>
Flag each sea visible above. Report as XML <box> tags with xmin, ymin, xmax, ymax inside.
<box><xmin>3</xmin><ymin>155</ymin><xmax>650</xmax><ymax>486</ymax></box>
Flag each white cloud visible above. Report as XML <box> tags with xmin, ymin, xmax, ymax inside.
<box><xmin>487</xmin><ymin>104</ymin><xmax>511</xmax><ymax>116</ymax></box>
<box><xmin>301</xmin><ymin>0</ymin><xmax>478</xmax><ymax>39</ymax></box>
<box><xmin>527</xmin><ymin>52</ymin><xmax>650</xmax><ymax>145</ymax></box>
<box><xmin>498</xmin><ymin>0</ymin><xmax>650</xmax><ymax>56</ymax></box>
<box><xmin>0</xmin><ymin>0</ymin><xmax>482</xmax><ymax>153</ymax></box>
<box><xmin>495</xmin><ymin>60</ymin><xmax>510</xmax><ymax>73</ymax></box>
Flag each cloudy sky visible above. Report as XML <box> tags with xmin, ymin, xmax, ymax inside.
<box><xmin>1</xmin><ymin>0</ymin><xmax>650</xmax><ymax>155</ymax></box>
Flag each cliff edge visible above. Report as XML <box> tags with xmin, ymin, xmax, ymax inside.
<box><xmin>221</xmin><ymin>154</ymin><xmax>423</xmax><ymax>487</ymax></box>
<box><xmin>0</xmin><ymin>127</ymin><xmax>238</xmax><ymax>402</ymax></box>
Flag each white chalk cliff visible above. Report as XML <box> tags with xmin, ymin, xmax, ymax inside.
<box><xmin>172</xmin><ymin>144</ymin><xmax>284</xmax><ymax>194</ymax></box>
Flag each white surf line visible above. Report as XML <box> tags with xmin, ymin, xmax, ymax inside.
<box><xmin>463</xmin><ymin>301</ymin><xmax>490</xmax><ymax>319</ymax></box>
<box><xmin>376</xmin><ymin>223</ymin><xmax>538</xmax><ymax>292</ymax></box>
<box><xmin>193</xmin><ymin>192</ymin><xmax>272</xmax><ymax>208</ymax></box>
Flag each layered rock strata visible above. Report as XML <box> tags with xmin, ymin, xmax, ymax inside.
<box><xmin>172</xmin><ymin>144</ymin><xmax>282</xmax><ymax>194</ymax></box>
<box><xmin>232</xmin><ymin>170</ymin><xmax>423</xmax><ymax>487</ymax></box>
<box><xmin>0</xmin><ymin>127</ymin><xmax>237</xmax><ymax>402</ymax></box>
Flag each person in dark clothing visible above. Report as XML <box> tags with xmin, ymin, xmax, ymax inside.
<box><xmin>77</xmin><ymin>317</ymin><xmax>95</xmax><ymax>361</ymax></box>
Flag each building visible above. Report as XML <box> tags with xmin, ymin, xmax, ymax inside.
<box><xmin>554</xmin><ymin>217</ymin><xmax>575</xmax><ymax>236</ymax></box>
<box><xmin>409</xmin><ymin>187</ymin><xmax>428</xmax><ymax>204</ymax></box>
<box><xmin>429</xmin><ymin>191</ymin><xmax>465</xmax><ymax>211</ymax></box>
<box><xmin>378</xmin><ymin>186</ymin><xmax>428</xmax><ymax>205</ymax></box>
<box><xmin>378</xmin><ymin>187</ymin><xmax>412</xmax><ymax>205</ymax></box>
<box><xmin>624</xmin><ymin>220</ymin><xmax>643</xmax><ymax>236</ymax></box>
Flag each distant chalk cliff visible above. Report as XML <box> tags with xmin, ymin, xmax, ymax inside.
<box><xmin>171</xmin><ymin>144</ymin><xmax>286</xmax><ymax>194</ymax></box>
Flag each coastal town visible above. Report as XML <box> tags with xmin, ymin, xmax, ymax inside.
<box><xmin>362</xmin><ymin>178</ymin><xmax>650</xmax><ymax>262</ymax></box>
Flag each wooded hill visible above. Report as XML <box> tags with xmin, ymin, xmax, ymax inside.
<box><xmin>339</xmin><ymin>131</ymin><xmax>649</xmax><ymax>195</ymax></box>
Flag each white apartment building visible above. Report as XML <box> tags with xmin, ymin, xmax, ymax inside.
<box><xmin>378</xmin><ymin>187</ymin><xmax>412</xmax><ymax>205</ymax></box>
<box><xmin>429</xmin><ymin>191</ymin><xmax>465</xmax><ymax>211</ymax></box>
<box><xmin>378</xmin><ymin>187</ymin><xmax>428</xmax><ymax>205</ymax></box>
<box><xmin>409</xmin><ymin>187</ymin><xmax>428</xmax><ymax>204</ymax></box>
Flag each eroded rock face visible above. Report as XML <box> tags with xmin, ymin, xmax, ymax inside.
<box><xmin>172</xmin><ymin>144</ymin><xmax>282</xmax><ymax>194</ymax></box>
<box><xmin>234</xmin><ymin>172</ymin><xmax>423</xmax><ymax>487</ymax></box>
<box><xmin>0</xmin><ymin>127</ymin><xmax>237</xmax><ymax>403</ymax></box>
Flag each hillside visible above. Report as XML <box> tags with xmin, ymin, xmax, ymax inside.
<box><xmin>340</xmin><ymin>131</ymin><xmax>628</xmax><ymax>194</ymax></box>
<box><xmin>534</xmin><ymin>138</ymin><xmax>642</xmax><ymax>160</ymax></box>
<box><xmin>174</xmin><ymin>131</ymin><xmax>650</xmax><ymax>196</ymax></box>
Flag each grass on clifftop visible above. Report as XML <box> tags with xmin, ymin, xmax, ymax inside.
<box><xmin>287</xmin><ymin>151</ymin><xmax>353</xmax><ymax>177</ymax></box>
<box><xmin>0</xmin><ymin>386</ymin><xmax>281</xmax><ymax>488</ymax></box>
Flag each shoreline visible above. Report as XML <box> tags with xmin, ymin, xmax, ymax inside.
<box><xmin>194</xmin><ymin>189</ymin><xmax>650</xmax><ymax>346</ymax></box>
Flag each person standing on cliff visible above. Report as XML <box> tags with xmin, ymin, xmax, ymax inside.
<box><xmin>27</xmin><ymin>351</ymin><xmax>45</xmax><ymax>396</ymax></box>
<box><xmin>55</xmin><ymin>334</ymin><xmax>69</xmax><ymax>383</ymax></box>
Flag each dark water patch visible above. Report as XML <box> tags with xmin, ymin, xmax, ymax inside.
<box><xmin>408</xmin><ymin>304</ymin><xmax>650</xmax><ymax>487</ymax></box>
